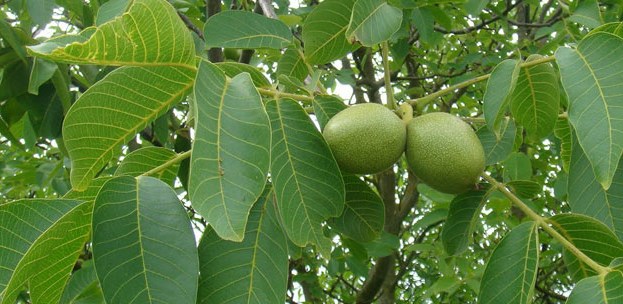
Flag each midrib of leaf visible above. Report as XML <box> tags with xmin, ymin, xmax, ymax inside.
<box><xmin>347</xmin><ymin>203</ymin><xmax>375</xmax><ymax>232</ymax></box>
<box><xmin>246</xmin><ymin>199</ymin><xmax>265</xmax><ymax>304</ymax></box>
<box><xmin>72</xmin><ymin>66</ymin><xmax>194</xmax><ymax>189</ymax></box>
<box><xmin>225</xmin><ymin>34</ymin><xmax>289</xmax><ymax>44</ymax></box>
<box><xmin>520</xmin><ymin>223</ymin><xmax>537</xmax><ymax>303</ymax></box>
<box><xmin>274</xmin><ymin>101</ymin><xmax>320</xmax><ymax>246</ymax></box>
<box><xmin>574</xmin><ymin>49</ymin><xmax>614</xmax><ymax>182</ymax></box>
<box><xmin>349</xmin><ymin>3</ymin><xmax>385</xmax><ymax>38</ymax></box>
<box><xmin>216</xmin><ymin>78</ymin><xmax>236</xmax><ymax>236</ymax></box>
<box><xmin>524</xmin><ymin>66</ymin><xmax>539</xmax><ymax>128</ymax></box>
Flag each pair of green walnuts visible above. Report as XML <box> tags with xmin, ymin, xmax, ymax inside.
<box><xmin>323</xmin><ymin>103</ymin><xmax>485</xmax><ymax>194</ymax></box>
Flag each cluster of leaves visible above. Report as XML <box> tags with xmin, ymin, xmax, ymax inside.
<box><xmin>1</xmin><ymin>0</ymin><xmax>623</xmax><ymax>303</ymax></box>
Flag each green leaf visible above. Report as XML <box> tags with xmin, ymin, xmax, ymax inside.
<box><xmin>215</xmin><ymin>62</ymin><xmax>271</xmax><ymax>88</ymax></box>
<box><xmin>92</xmin><ymin>176</ymin><xmax>198</xmax><ymax>304</ymax></box>
<box><xmin>506</xmin><ymin>180</ymin><xmax>541</xmax><ymax>199</ymax></box>
<box><xmin>346</xmin><ymin>0</ymin><xmax>403</xmax><ymax>47</ymax></box>
<box><xmin>28</xmin><ymin>58</ymin><xmax>58</xmax><ymax>95</ymax></box>
<box><xmin>566</xmin><ymin>271</ymin><xmax>623</xmax><ymax>304</ymax></box>
<box><xmin>478</xmin><ymin>221</ymin><xmax>539</xmax><ymax>304</ymax></box>
<box><xmin>550</xmin><ymin>213</ymin><xmax>623</xmax><ymax>274</ymax></box>
<box><xmin>330</xmin><ymin>175</ymin><xmax>384</xmax><ymax>242</ymax></box>
<box><xmin>313</xmin><ymin>95</ymin><xmax>347</xmax><ymax>130</ymax></box>
<box><xmin>483</xmin><ymin>59</ymin><xmax>520</xmax><ymax>138</ymax></box>
<box><xmin>28</xmin><ymin>0</ymin><xmax>196</xmax><ymax>67</ymax></box>
<box><xmin>0</xmin><ymin>199</ymin><xmax>92</xmax><ymax>304</ymax></box>
<box><xmin>510</xmin><ymin>55</ymin><xmax>559</xmax><ymax>140</ymax></box>
<box><xmin>197</xmin><ymin>188</ymin><xmax>289</xmax><ymax>304</ymax></box>
<box><xmin>266</xmin><ymin>98</ymin><xmax>345</xmax><ymax>255</ymax></box>
<box><xmin>556</xmin><ymin>32</ymin><xmax>623</xmax><ymax>190</ymax></box>
<box><xmin>0</xmin><ymin>19</ymin><xmax>27</xmax><ymax>62</ymax></box>
<box><xmin>115</xmin><ymin>146</ymin><xmax>179</xmax><ymax>185</ymax></box>
<box><xmin>27</xmin><ymin>0</ymin><xmax>55</xmax><ymax>26</ymax></box>
<box><xmin>412</xmin><ymin>7</ymin><xmax>441</xmax><ymax>45</ymax></box>
<box><xmin>503</xmin><ymin>152</ymin><xmax>532</xmax><ymax>181</ymax></box>
<box><xmin>63</xmin><ymin>65</ymin><xmax>194</xmax><ymax>190</ymax></box>
<box><xmin>477</xmin><ymin>117</ymin><xmax>517</xmax><ymax>166</ymax></box>
<box><xmin>441</xmin><ymin>190</ymin><xmax>487</xmax><ymax>255</ymax></box>
<box><xmin>59</xmin><ymin>261</ymin><xmax>105</xmax><ymax>304</ymax></box>
<box><xmin>63</xmin><ymin>177</ymin><xmax>113</xmax><ymax>204</ymax></box>
<box><xmin>189</xmin><ymin>61</ymin><xmax>271</xmax><ymax>242</ymax></box>
<box><xmin>588</xmin><ymin>22</ymin><xmax>623</xmax><ymax>38</ymax></box>
<box><xmin>554</xmin><ymin>117</ymin><xmax>573</xmax><ymax>172</ymax></box>
<box><xmin>464</xmin><ymin>0</ymin><xmax>488</xmax><ymax>16</ymax></box>
<box><xmin>204</xmin><ymin>11</ymin><xmax>292</xmax><ymax>49</ymax></box>
<box><xmin>568</xmin><ymin>139</ymin><xmax>623</xmax><ymax>240</ymax></box>
<box><xmin>277</xmin><ymin>47</ymin><xmax>308</xmax><ymax>81</ymax></box>
<box><xmin>95</xmin><ymin>0</ymin><xmax>129</xmax><ymax>25</ymax></box>
<box><xmin>302</xmin><ymin>0</ymin><xmax>357</xmax><ymax>65</ymax></box>
<box><xmin>568</xmin><ymin>0</ymin><xmax>603</xmax><ymax>29</ymax></box>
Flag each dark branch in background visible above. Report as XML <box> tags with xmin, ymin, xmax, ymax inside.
<box><xmin>206</xmin><ymin>0</ymin><xmax>223</xmax><ymax>62</ymax></box>
<box><xmin>434</xmin><ymin>0</ymin><xmax>522</xmax><ymax>35</ymax></box>
<box><xmin>178</xmin><ymin>12</ymin><xmax>203</xmax><ymax>40</ymax></box>
<box><xmin>239</xmin><ymin>2</ymin><xmax>265</xmax><ymax>64</ymax></box>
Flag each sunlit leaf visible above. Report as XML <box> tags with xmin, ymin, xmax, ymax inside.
<box><xmin>197</xmin><ymin>188</ymin><xmax>288</xmax><ymax>304</ymax></box>
<box><xmin>115</xmin><ymin>146</ymin><xmax>179</xmax><ymax>185</ymax></box>
<box><xmin>63</xmin><ymin>65</ymin><xmax>195</xmax><ymax>190</ymax></box>
<box><xmin>189</xmin><ymin>61</ymin><xmax>270</xmax><ymax>241</ymax></box>
<box><xmin>28</xmin><ymin>0</ymin><xmax>195</xmax><ymax>67</ymax></box>
<box><xmin>330</xmin><ymin>175</ymin><xmax>384</xmax><ymax>242</ymax></box>
<box><xmin>483</xmin><ymin>59</ymin><xmax>520</xmax><ymax>138</ymax></box>
<box><xmin>0</xmin><ymin>199</ymin><xmax>91</xmax><ymax>304</ymax></box>
<box><xmin>510</xmin><ymin>55</ymin><xmax>559</xmax><ymax>140</ymax></box>
<box><xmin>266</xmin><ymin>98</ymin><xmax>345</xmax><ymax>255</ymax></box>
<box><xmin>478</xmin><ymin>221</ymin><xmax>538</xmax><ymax>304</ymax></box>
<box><xmin>568</xmin><ymin>0</ymin><xmax>603</xmax><ymax>29</ymax></box>
<box><xmin>556</xmin><ymin>32</ymin><xmax>623</xmax><ymax>190</ymax></box>
<box><xmin>554</xmin><ymin>117</ymin><xmax>573</xmax><ymax>172</ymax></box>
<box><xmin>346</xmin><ymin>0</ymin><xmax>403</xmax><ymax>46</ymax></box>
<box><xmin>204</xmin><ymin>11</ymin><xmax>292</xmax><ymax>49</ymax></box>
<box><xmin>92</xmin><ymin>176</ymin><xmax>198</xmax><ymax>304</ymax></box>
<box><xmin>441</xmin><ymin>190</ymin><xmax>488</xmax><ymax>255</ymax></box>
<box><xmin>302</xmin><ymin>0</ymin><xmax>357</xmax><ymax>65</ymax></box>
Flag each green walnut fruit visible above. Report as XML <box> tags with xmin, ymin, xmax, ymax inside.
<box><xmin>406</xmin><ymin>112</ymin><xmax>485</xmax><ymax>194</ymax></box>
<box><xmin>323</xmin><ymin>103</ymin><xmax>406</xmax><ymax>174</ymax></box>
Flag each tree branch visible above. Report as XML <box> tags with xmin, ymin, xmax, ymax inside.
<box><xmin>206</xmin><ymin>0</ymin><xmax>223</xmax><ymax>62</ymax></box>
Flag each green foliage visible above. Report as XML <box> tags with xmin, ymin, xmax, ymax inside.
<box><xmin>1</xmin><ymin>0</ymin><xmax>623</xmax><ymax>303</ymax></box>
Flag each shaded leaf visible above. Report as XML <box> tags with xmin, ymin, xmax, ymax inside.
<box><xmin>568</xmin><ymin>131</ymin><xmax>623</xmax><ymax>240</ymax></box>
<box><xmin>0</xmin><ymin>199</ymin><xmax>92</xmax><ymax>304</ymax></box>
<box><xmin>566</xmin><ymin>271</ymin><xmax>623</xmax><ymax>304</ymax></box>
<box><xmin>441</xmin><ymin>190</ymin><xmax>488</xmax><ymax>255</ymax></box>
<box><xmin>550</xmin><ymin>213</ymin><xmax>623</xmax><ymax>276</ymax></box>
<box><xmin>346</xmin><ymin>0</ymin><xmax>403</xmax><ymax>46</ymax></box>
<box><xmin>503</xmin><ymin>152</ymin><xmax>532</xmax><ymax>181</ymax></box>
<box><xmin>27</xmin><ymin>0</ymin><xmax>55</xmax><ymax>26</ymax></box>
<box><xmin>302</xmin><ymin>0</ymin><xmax>357</xmax><ymax>65</ymax></box>
<box><xmin>204</xmin><ymin>11</ymin><xmax>292</xmax><ymax>49</ymax></box>
<box><xmin>63</xmin><ymin>65</ymin><xmax>195</xmax><ymax>190</ymax></box>
<box><xmin>28</xmin><ymin>58</ymin><xmax>58</xmax><ymax>95</ymax></box>
<box><xmin>588</xmin><ymin>22</ymin><xmax>623</xmax><ymax>38</ymax></box>
<box><xmin>197</xmin><ymin>188</ymin><xmax>289</xmax><ymax>304</ymax></box>
<box><xmin>266</xmin><ymin>98</ymin><xmax>345</xmax><ymax>255</ymax></box>
<box><xmin>477</xmin><ymin>117</ymin><xmax>517</xmax><ymax>166</ymax></box>
<box><xmin>0</xmin><ymin>19</ymin><xmax>27</xmax><ymax>62</ymax></box>
<box><xmin>554</xmin><ymin>117</ymin><xmax>572</xmax><ymax>172</ymax></box>
<box><xmin>115</xmin><ymin>146</ymin><xmax>179</xmax><ymax>185</ymax></box>
<box><xmin>568</xmin><ymin>0</ymin><xmax>603</xmax><ymax>29</ymax></box>
<box><xmin>189</xmin><ymin>61</ymin><xmax>270</xmax><ymax>242</ymax></box>
<box><xmin>313</xmin><ymin>95</ymin><xmax>347</xmax><ymax>130</ymax></box>
<box><xmin>556</xmin><ymin>32</ymin><xmax>623</xmax><ymax>190</ymax></box>
<box><xmin>412</xmin><ymin>7</ymin><xmax>441</xmax><ymax>45</ymax></box>
<box><xmin>506</xmin><ymin>180</ymin><xmax>541</xmax><ymax>199</ymax></box>
<box><xmin>95</xmin><ymin>0</ymin><xmax>130</xmax><ymax>25</ymax></box>
<box><xmin>92</xmin><ymin>176</ymin><xmax>198</xmax><ymax>304</ymax></box>
<box><xmin>59</xmin><ymin>261</ymin><xmax>105</xmax><ymax>304</ymax></box>
<box><xmin>28</xmin><ymin>0</ymin><xmax>195</xmax><ymax>67</ymax></box>
<box><xmin>464</xmin><ymin>0</ymin><xmax>488</xmax><ymax>16</ymax></box>
<box><xmin>330</xmin><ymin>175</ymin><xmax>384</xmax><ymax>242</ymax></box>
<box><xmin>510</xmin><ymin>55</ymin><xmax>559</xmax><ymax>140</ymax></box>
<box><xmin>478</xmin><ymin>221</ymin><xmax>539</xmax><ymax>304</ymax></box>
<box><xmin>216</xmin><ymin>62</ymin><xmax>271</xmax><ymax>88</ymax></box>
<box><xmin>483</xmin><ymin>59</ymin><xmax>520</xmax><ymax>138</ymax></box>
<box><xmin>277</xmin><ymin>47</ymin><xmax>308</xmax><ymax>81</ymax></box>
